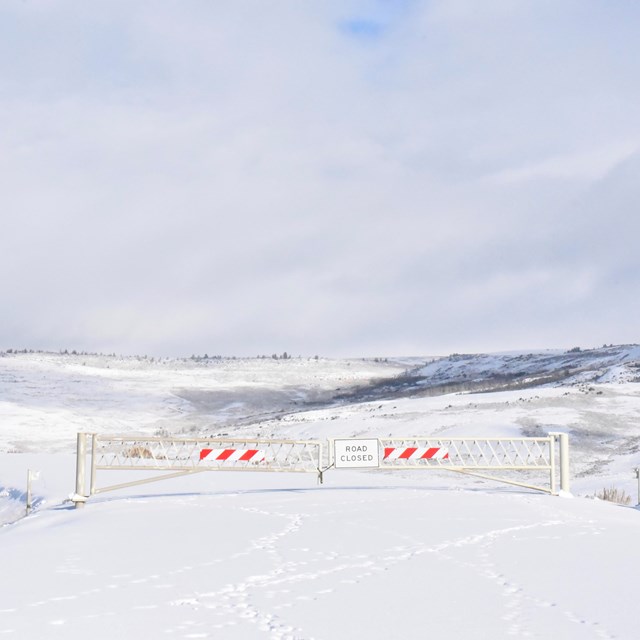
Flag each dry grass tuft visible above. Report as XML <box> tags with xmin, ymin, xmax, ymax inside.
<box><xmin>124</xmin><ymin>446</ymin><xmax>155</xmax><ymax>459</ymax></box>
<box><xmin>594</xmin><ymin>486</ymin><xmax>632</xmax><ymax>505</ymax></box>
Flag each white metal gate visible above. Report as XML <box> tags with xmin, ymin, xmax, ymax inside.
<box><xmin>72</xmin><ymin>432</ymin><xmax>569</xmax><ymax>506</ymax></box>
<box><xmin>72</xmin><ymin>433</ymin><xmax>323</xmax><ymax>505</ymax></box>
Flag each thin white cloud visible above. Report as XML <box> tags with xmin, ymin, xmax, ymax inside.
<box><xmin>484</xmin><ymin>141</ymin><xmax>640</xmax><ymax>185</ymax></box>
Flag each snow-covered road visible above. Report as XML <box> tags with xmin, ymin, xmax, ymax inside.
<box><xmin>2</xmin><ymin>464</ymin><xmax>639</xmax><ymax>639</ymax></box>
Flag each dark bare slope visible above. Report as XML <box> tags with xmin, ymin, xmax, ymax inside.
<box><xmin>329</xmin><ymin>345</ymin><xmax>640</xmax><ymax>405</ymax></box>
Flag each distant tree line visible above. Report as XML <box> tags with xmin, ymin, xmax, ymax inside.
<box><xmin>190</xmin><ymin>354</ymin><xmax>223</xmax><ymax>361</ymax></box>
<box><xmin>2</xmin><ymin>348</ymin><xmax>116</xmax><ymax>357</ymax></box>
<box><xmin>2</xmin><ymin>348</ymin><xmax>325</xmax><ymax>362</ymax></box>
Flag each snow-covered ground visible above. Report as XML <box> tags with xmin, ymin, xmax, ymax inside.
<box><xmin>1</xmin><ymin>348</ymin><xmax>640</xmax><ymax>639</ymax></box>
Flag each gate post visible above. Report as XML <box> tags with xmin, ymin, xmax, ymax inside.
<box><xmin>550</xmin><ymin>432</ymin><xmax>570</xmax><ymax>494</ymax></box>
<box><xmin>73</xmin><ymin>432</ymin><xmax>88</xmax><ymax>509</ymax></box>
<box><xmin>558</xmin><ymin>432</ymin><xmax>570</xmax><ymax>494</ymax></box>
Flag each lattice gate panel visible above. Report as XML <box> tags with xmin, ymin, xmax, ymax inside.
<box><xmin>92</xmin><ymin>436</ymin><xmax>323</xmax><ymax>473</ymax></box>
<box><xmin>376</xmin><ymin>436</ymin><xmax>561</xmax><ymax>494</ymax></box>
<box><xmin>379</xmin><ymin>437</ymin><xmax>554</xmax><ymax>470</ymax></box>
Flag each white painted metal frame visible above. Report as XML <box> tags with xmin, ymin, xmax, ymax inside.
<box><xmin>376</xmin><ymin>434</ymin><xmax>569</xmax><ymax>495</ymax></box>
<box><xmin>73</xmin><ymin>433</ymin><xmax>323</xmax><ymax>506</ymax></box>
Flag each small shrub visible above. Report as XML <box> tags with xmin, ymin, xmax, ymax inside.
<box><xmin>594</xmin><ymin>486</ymin><xmax>632</xmax><ymax>505</ymax></box>
<box><xmin>124</xmin><ymin>446</ymin><xmax>155</xmax><ymax>459</ymax></box>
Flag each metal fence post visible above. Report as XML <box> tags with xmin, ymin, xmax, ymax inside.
<box><xmin>549</xmin><ymin>436</ymin><xmax>557</xmax><ymax>496</ymax></box>
<box><xmin>26</xmin><ymin>469</ymin><xmax>33</xmax><ymax>515</ymax></box>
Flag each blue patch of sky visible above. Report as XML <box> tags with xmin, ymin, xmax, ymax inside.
<box><xmin>338</xmin><ymin>0</ymin><xmax>418</xmax><ymax>41</ymax></box>
<box><xmin>83</xmin><ymin>27</ymin><xmax>164</xmax><ymax>91</ymax></box>
<box><xmin>340</xmin><ymin>18</ymin><xmax>385</xmax><ymax>39</ymax></box>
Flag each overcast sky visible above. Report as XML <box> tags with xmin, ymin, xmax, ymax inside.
<box><xmin>2</xmin><ymin>0</ymin><xmax>639</xmax><ymax>357</ymax></box>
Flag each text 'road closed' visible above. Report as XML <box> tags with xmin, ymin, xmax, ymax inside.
<box><xmin>334</xmin><ymin>438</ymin><xmax>380</xmax><ymax>469</ymax></box>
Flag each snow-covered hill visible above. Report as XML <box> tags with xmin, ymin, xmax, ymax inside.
<box><xmin>0</xmin><ymin>352</ymin><xmax>405</xmax><ymax>452</ymax></box>
<box><xmin>1</xmin><ymin>346</ymin><xmax>640</xmax><ymax>639</ymax></box>
<box><xmin>337</xmin><ymin>344</ymin><xmax>640</xmax><ymax>401</ymax></box>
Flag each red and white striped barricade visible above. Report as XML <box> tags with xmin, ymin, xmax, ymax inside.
<box><xmin>199</xmin><ymin>448</ymin><xmax>266</xmax><ymax>463</ymax></box>
<box><xmin>383</xmin><ymin>446</ymin><xmax>449</xmax><ymax>461</ymax></box>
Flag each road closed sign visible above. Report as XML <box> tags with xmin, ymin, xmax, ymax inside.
<box><xmin>334</xmin><ymin>438</ymin><xmax>380</xmax><ymax>469</ymax></box>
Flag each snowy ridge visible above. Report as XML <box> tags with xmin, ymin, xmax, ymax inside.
<box><xmin>409</xmin><ymin>344</ymin><xmax>640</xmax><ymax>392</ymax></box>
